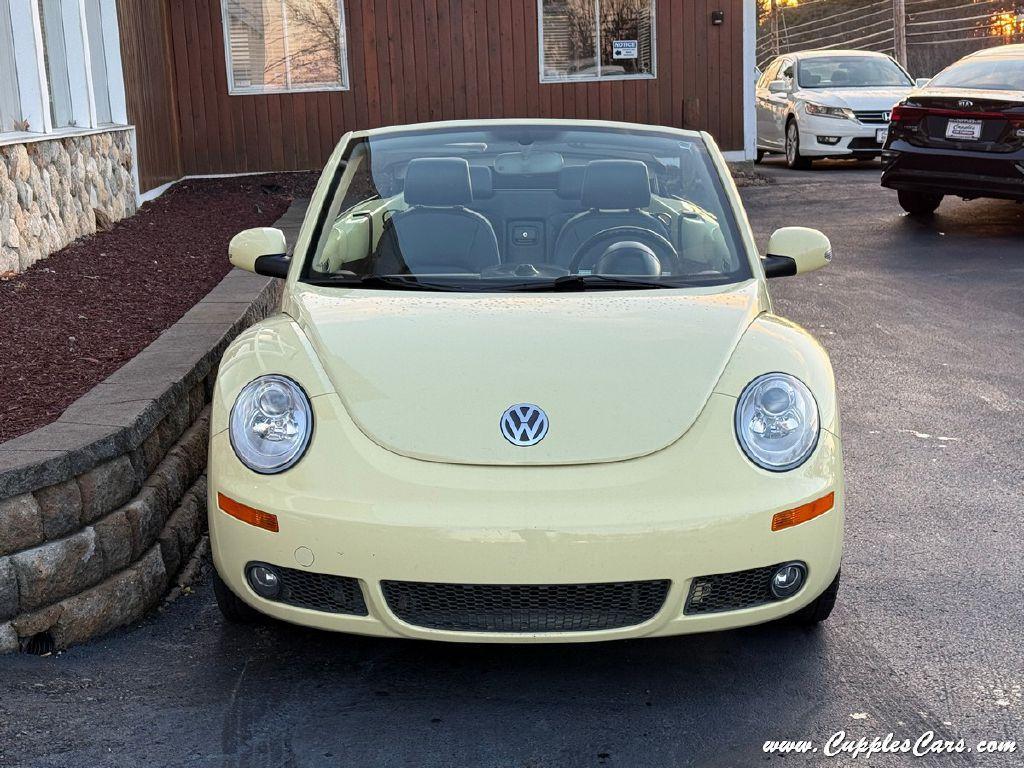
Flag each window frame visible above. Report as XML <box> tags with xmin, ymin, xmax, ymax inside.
<box><xmin>220</xmin><ymin>0</ymin><xmax>352</xmax><ymax>96</ymax></box>
<box><xmin>537</xmin><ymin>0</ymin><xmax>658</xmax><ymax>84</ymax></box>
<box><xmin>0</xmin><ymin>0</ymin><xmax>126</xmax><ymax>142</ymax></box>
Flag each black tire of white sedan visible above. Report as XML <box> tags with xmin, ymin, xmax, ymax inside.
<box><xmin>897</xmin><ymin>190</ymin><xmax>943</xmax><ymax>217</ymax></box>
<box><xmin>788</xmin><ymin>569</ymin><xmax>840</xmax><ymax>626</ymax></box>
<box><xmin>786</xmin><ymin>120</ymin><xmax>813</xmax><ymax>170</ymax></box>
<box><xmin>213</xmin><ymin>570</ymin><xmax>265</xmax><ymax>624</ymax></box>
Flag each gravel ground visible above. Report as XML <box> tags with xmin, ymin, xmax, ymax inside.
<box><xmin>0</xmin><ymin>172</ymin><xmax>317</xmax><ymax>443</ymax></box>
<box><xmin>0</xmin><ymin>160</ymin><xmax>1022</xmax><ymax>768</ymax></box>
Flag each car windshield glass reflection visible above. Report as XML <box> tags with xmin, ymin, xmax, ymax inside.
<box><xmin>303</xmin><ymin>125</ymin><xmax>752</xmax><ymax>292</ymax></box>
<box><xmin>928</xmin><ymin>59</ymin><xmax>1024</xmax><ymax>91</ymax></box>
<box><xmin>798</xmin><ymin>57</ymin><xmax>912</xmax><ymax>89</ymax></box>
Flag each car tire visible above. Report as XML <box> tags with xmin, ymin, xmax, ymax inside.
<box><xmin>897</xmin><ymin>190</ymin><xmax>943</xmax><ymax>216</ymax></box>
<box><xmin>755</xmin><ymin>148</ymin><xmax>765</xmax><ymax>164</ymax></box>
<box><xmin>788</xmin><ymin>569</ymin><xmax>840</xmax><ymax>626</ymax></box>
<box><xmin>785</xmin><ymin>120</ymin><xmax>812</xmax><ymax>170</ymax></box>
<box><xmin>213</xmin><ymin>569</ymin><xmax>265</xmax><ymax>624</ymax></box>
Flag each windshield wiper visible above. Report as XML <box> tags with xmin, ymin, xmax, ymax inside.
<box><xmin>306</xmin><ymin>273</ymin><xmax>704</xmax><ymax>293</ymax></box>
<box><xmin>305</xmin><ymin>274</ymin><xmax>466</xmax><ymax>292</ymax></box>
<box><xmin>508</xmin><ymin>274</ymin><xmax>679</xmax><ymax>292</ymax></box>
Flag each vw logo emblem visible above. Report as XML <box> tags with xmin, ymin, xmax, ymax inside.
<box><xmin>500</xmin><ymin>404</ymin><xmax>549</xmax><ymax>446</ymax></box>
<box><xmin>958</xmin><ymin>99</ymin><xmax>974</xmax><ymax>109</ymax></box>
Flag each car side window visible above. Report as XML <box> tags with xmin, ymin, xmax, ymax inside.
<box><xmin>779</xmin><ymin>60</ymin><xmax>795</xmax><ymax>90</ymax></box>
<box><xmin>760</xmin><ymin>58</ymin><xmax>782</xmax><ymax>88</ymax></box>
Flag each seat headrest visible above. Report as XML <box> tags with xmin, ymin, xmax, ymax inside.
<box><xmin>581</xmin><ymin>160</ymin><xmax>652</xmax><ymax>210</ymax></box>
<box><xmin>469</xmin><ymin>165</ymin><xmax>494</xmax><ymax>199</ymax></box>
<box><xmin>404</xmin><ymin>158</ymin><xmax>473</xmax><ymax>206</ymax></box>
<box><xmin>557</xmin><ymin>165</ymin><xmax>587</xmax><ymax>199</ymax></box>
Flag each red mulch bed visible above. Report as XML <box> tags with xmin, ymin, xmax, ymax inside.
<box><xmin>0</xmin><ymin>172</ymin><xmax>318</xmax><ymax>443</ymax></box>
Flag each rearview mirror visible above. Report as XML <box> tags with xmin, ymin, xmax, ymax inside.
<box><xmin>762</xmin><ymin>227</ymin><xmax>832</xmax><ymax>278</ymax></box>
<box><xmin>768</xmin><ymin>79</ymin><xmax>788</xmax><ymax>93</ymax></box>
<box><xmin>229</xmin><ymin>227</ymin><xmax>289</xmax><ymax>278</ymax></box>
<box><xmin>915</xmin><ymin>77</ymin><xmax>931</xmax><ymax>88</ymax></box>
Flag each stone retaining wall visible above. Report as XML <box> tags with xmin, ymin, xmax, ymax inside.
<box><xmin>0</xmin><ymin>129</ymin><xmax>137</xmax><ymax>274</ymax></box>
<box><xmin>0</xmin><ymin>266</ymin><xmax>285</xmax><ymax>654</ymax></box>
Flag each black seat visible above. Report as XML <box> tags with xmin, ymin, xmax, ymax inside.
<box><xmin>376</xmin><ymin>158</ymin><xmax>500</xmax><ymax>274</ymax></box>
<box><xmin>551</xmin><ymin>160</ymin><xmax>668</xmax><ymax>269</ymax></box>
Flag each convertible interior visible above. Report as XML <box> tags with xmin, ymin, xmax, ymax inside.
<box><xmin>312</xmin><ymin>138</ymin><xmax>741</xmax><ymax>283</ymax></box>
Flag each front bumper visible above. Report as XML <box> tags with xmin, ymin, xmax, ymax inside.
<box><xmin>881</xmin><ymin>141</ymin><xmax>1024</xmax><ymax>201</ymax></box>
<box><xmin>209</xmin><ymin>394</ymin><xmax>844</xmax><ymax>643</ymax></box>
<box><xmin>798</xmin><ymin>114</ymin><xmax>888</xmax><ymax>157</ymax></box>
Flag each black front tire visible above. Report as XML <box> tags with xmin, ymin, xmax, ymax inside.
<box><xmin>788</xmin><ymin>569</ymin><xmax>840</xmax><ymax>626</ymax></box>
<box><xmin>898</xmin><ymin>190</ymin><xmax>943</xmax><ymax>216</ymax></box>
<box><xmin>213</xmin><ymin>569</ymin><xmax>265</xmax><ymax>624</ymax></box>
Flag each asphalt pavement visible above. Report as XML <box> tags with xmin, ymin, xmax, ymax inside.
<box><xmin>1</xmin><ymin>157</ymin><xmax>1022</xmax><ymax>768</ymax></box>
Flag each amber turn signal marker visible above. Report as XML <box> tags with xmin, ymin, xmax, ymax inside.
<box><xmin>771</xmin><ymin>492</ymin><xmax>835</xmax><ymax>532</ymax></box>
<box><xmin>218</xmin><ymin>493</ymin><xmax>279</xmax><ymax>533</ymax></box>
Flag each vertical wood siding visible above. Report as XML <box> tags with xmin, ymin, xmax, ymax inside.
<box><xmin>139</xmin><ymin>0</ymin><xmax>745</xmax><ymax>184</ymax></box>
<box><xmin>116</xmin><ymin>0</ymin><xmax>183</xmax><ymax>191</ymax></box>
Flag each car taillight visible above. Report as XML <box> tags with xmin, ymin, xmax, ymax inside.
<box><xmin>891</xmin><ymin>105</ymin><xmax>928</xmax><ymax>123</ymax></box>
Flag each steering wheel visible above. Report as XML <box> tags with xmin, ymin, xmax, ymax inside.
<box><xmin>567</xmin><ymin>226</ymin><xmax>681</xmax><ymax>275</ymax></box>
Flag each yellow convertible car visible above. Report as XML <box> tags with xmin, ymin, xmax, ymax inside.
<box><xmin>208</xmin><ymin>119</ymin><xmax>843</xmax><ymax>642</ymax></box>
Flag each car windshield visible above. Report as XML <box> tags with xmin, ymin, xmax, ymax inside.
<box><xmin>302</xmin><ymin>124</ymin><xmax>752</xmax><ymax>292</ymax></box>
<box><xmin>928</xmin><ymin>58</ymin><xmax>1024</xmax><ymax>91</ymax></box>
<box><xmin>798</xmin><ymin>56</ymin><xmax>912</xmax><ymax>89</ymax></box>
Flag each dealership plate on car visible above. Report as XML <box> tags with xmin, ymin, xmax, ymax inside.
<box><xmin>875</xmin><ymin>128</ymin><xmax>888</xmax><ymax>144</ymax></box>
<box><xmin>945</xmin><ymin>119</ymin><xmax>983</xmax><ymax>141</ymax></box>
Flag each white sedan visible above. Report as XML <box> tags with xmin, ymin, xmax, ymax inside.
<box><xmin>756</xmin><ymin>50</ymin><xmax>923</xmax><ymax>169</ymax></box>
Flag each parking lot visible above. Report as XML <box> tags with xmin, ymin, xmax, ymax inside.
<box><xmin>1</xmin><ymin>160</ymin><xmax>1021</xmax><ymax>768</ymax></box>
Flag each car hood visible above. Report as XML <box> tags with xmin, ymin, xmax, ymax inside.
<box><xmin>290</xmin><ymin>281</ymin><xmax>764</xmax><ymax>466</ymax></box>
<box><xmin>797</xmin><ymin>87</ymin><xmax>912</xmax><ymax>111</ymax></box>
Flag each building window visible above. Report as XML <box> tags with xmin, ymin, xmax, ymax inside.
<box><xmin>84</xmin><ymin>0</ymin><xmax>112</xmax><ymax>124</ymax></box>
<box><xmin>0</xmin><ymin>0</ymin><xmax>126</xmax><ymax>140</ymax></box>
<box><xmin>36</xmin><ymin>0</ymin><xmax>75</xmax><ymax>128</ymax></box>
<box><xmin>0</xmin><ymin>0</ymin><xmax>22</xmax><ymax>132</ymax></box>
<box><xmin>539</xmin><ymin>0</ymin><xmax>656</xmax><ymax>82</ymax></box>
<box><xmin>222</xmin><ymin>0</ymin><xmax>350</xmax><ymax>94</ymax></box>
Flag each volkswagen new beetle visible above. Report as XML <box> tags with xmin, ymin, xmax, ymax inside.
<box><xmin>209</xmin><ymin>119</ymin><xmax>844</xmax><ymax>642</ymax></box>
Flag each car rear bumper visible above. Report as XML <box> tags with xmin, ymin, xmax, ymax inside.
<box><xmin>881</xmin><ymin>141</ymin><xmax>1024</xmax><ymax>200</ymax></box>
<box><xmin>208</xmin><ymin>394</ymin><xmax>844</xmax><ymax>643</ymax></box>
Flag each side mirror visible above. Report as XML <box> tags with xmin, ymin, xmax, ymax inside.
<box><xmin>915</xmin><ymin>77</ymin><xmax>931</xmax><ymax>88</ymax></box>
<box><xmin>229</xmin><ymin>227</ymin><xmax>289</xmax><ymax>278</ymax></box>
<box><xmin>768</xmin><ymin>79</ymin><xmax>789</xmax><ymax>94</ymax></box>
<box><xmin>762</xmin><ymin>227</ymin><xmax>832</xmax><ymax>278</ymax></box>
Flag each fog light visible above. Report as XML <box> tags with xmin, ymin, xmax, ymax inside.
<box><xmin>770</xmin><ymin>562</ymin><xmax>806</xmax><ymax>599</ymax></box>
<box><xmin>247</xmin><ymin>564</ymin><xmax>282</xmax><ymax>599</ymax></box>
<box><xmin>817</xmin><ymin>135</ymin><xmax>841</xmax><ymax>145</ymax></box>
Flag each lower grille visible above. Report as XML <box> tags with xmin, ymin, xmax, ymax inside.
<box><xmin>684</xmin><ymin>565</ymin><xmax>779</xmax><ymax>615</ymax></box>
<box><xmin>382</xmin><ymin>579</ymin><xmax>670</xmax><ymax>632</ymax></box>
<box><xmin>254</xmin><ymin>563</ymin><xmax>368</xmax><ymax>615</ymax></box>
<box><xmin>850</xmin><ymin>137</ymin><xmax>883</xmax><ymax>150</ymax></box>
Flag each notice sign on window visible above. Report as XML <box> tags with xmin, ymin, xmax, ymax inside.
<box><xmin>612</xmin><ymin>40</ymin><xmax>639</xmax><ymax>60</ymax></box>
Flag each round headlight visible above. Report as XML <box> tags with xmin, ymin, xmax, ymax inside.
<box><xmin>735</xmin><ymin>373</ymin><xmax>819</xmax><ymax>472</ymax></box>
<box><xmin>229</xmin><ymin>375</ymin><xmax>313</xmax><ymax>474</ymax></box>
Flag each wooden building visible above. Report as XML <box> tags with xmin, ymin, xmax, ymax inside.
<box><xmin>2</xmin><ymin>0</ymin><xmax>756</xmax><ymax>199</ymax></box>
